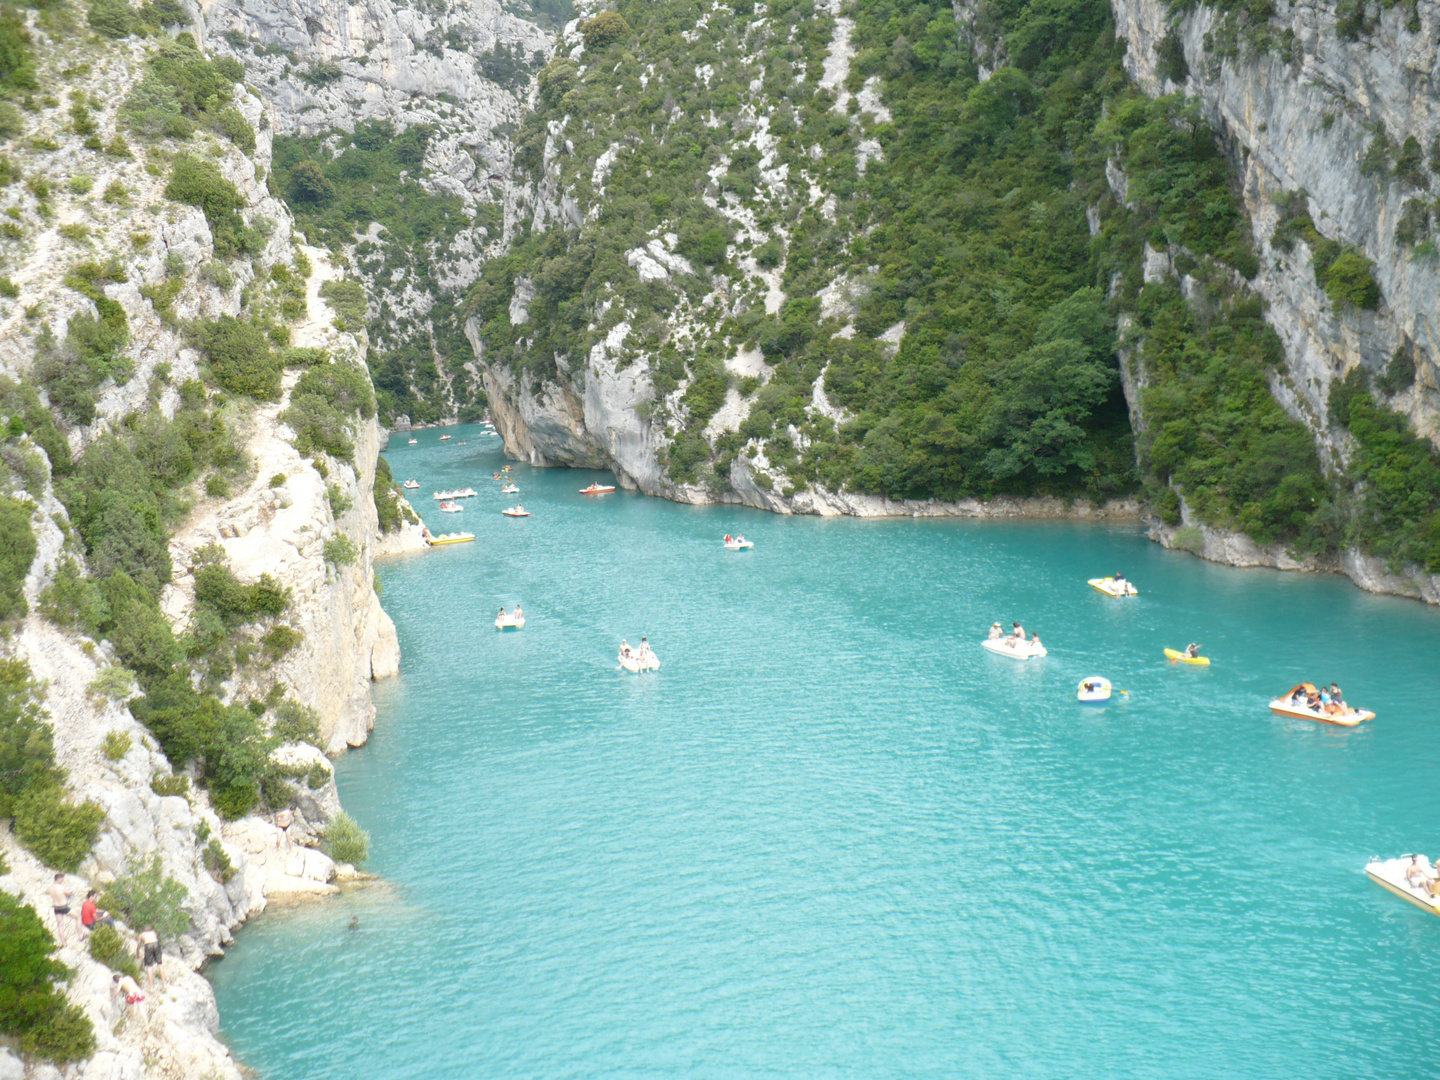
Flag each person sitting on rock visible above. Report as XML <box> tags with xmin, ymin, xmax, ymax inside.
<box><xmin>79</xmin><ymin>890</ymin><xmax>114</xmax><ymax>936</ymax></box>
<box><xmin>275</xmin><ymin>807</ymin><xmax>294</xmax><ymax>851</ymax></box>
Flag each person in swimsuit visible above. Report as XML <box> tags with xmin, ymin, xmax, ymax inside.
<box><xmin>1328</xmin><ymin>682</ymin><xmax>1345</xmax><ymax>713</ymax></box>
<box><xmin>1185</xmin><ymin>643</ymin><xmax>1201</xmax><ymax>658</ymax></box>
<box><xmin>47</xmin><ymin>874</ymin><xmax>74</xmax><ymax>944</ymax></box>
<box><xmin>138</xmin><ymin>927</ymin><xmax>165</xmax><ymax>992</ymax></box>
<box><xmin>275</xmin><ymin>808</ymin><xmax>294</xmax><ymax>851</ymax></box>
<box><xmin>512</xmin><ymin>605</ymin><xmax>523</xmax><ymax>621</ymax></box>
<box><xmin>619</xmin><ymin>639</ymin><xmax>632</xmax><ymax>659</ymax></box>
<box><xmin>988</xmin><ymin>623</ymin><xmax>1003</xmax><ymax>640</ymax></box>
<box><xmin>1030</xmin><ymin>632</ymin><xmax>1042</xmax><ymax>650</ymax></box>
<box><xmin>1011</xmin><ymin>622</ymin><xmax>1025</xmax><ymax>646</ymax></box>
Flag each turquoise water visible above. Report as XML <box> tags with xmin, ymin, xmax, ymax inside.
<box><xmin>210</xmin><ymin>424</ymin><xmax>1440</xmax><ymax>1079</ymax></box>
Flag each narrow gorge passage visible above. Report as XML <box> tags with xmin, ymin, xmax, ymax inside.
<box><xmin>212</xmin><ymin>427</ymin><xmax>1440</xmax><ymax>1079</ymax></box>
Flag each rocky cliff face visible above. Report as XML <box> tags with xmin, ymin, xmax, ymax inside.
<box><xmin>0</xmin><ymin>13</ymin><xmax>400</xmax><ymax>1077</ymax></box>
<box><xmin>1114</xmin><ymin>0</ymin><xmax>1440</xmax><ymax>450</ymax></box>
<box><xmin>200</xmin><ymin>0</ymin><xmax>554</xmax><ymax>422</ymax></box>
<box><xmin>1112</xmin><ymin>0</ymin><xmax>1440</xmax><ymax>599</ymax></box>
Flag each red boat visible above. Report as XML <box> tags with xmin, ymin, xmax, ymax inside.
<box><xmin>580</xmin><ymin>483</ymin><xmax>616</xmax><ymax>495</ymax></box>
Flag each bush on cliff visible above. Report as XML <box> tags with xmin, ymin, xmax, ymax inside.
<box><xmin>88</xmin><ymin>924</ymin><xmax>141</xmax><ymax>980</ymax></box>
<box><xmin>0</xmin><ymin>659</ymin><xmax>62</xmax><ymax>817</ymax></box>
<box><xmin>281</xmin><ymin>359</ymin><xmax>376</xmax><ymax>464</ymax></box>
<box><xmin>0</xmin><ymin>493</ymin><xmax>35</xmax><ymax>622</ymax></box>
<box><xmin>323</xmin><ymin>811</ymin><xmax>369</xmax><ymax>865</ymax></box>
<box><xmin>122</xmin><ymin>33</ymin><xmax>253</xmax><ymax>151</ymax></box>
<box><xmin>190</xmin><ymin>316</ymin><xmax>280</xmax><ymax>399</ymax></box>
<box><xmin>101</xmin><ymin>853</ymin><xmax>191</xmax><ymax>942</ymax></box>
<box><xmin>164</xmin><ymin>155</ymin><xmax>258</xmax><ymax>258</ymax></box>
<box><xmin>0</xmin><ymin>892</ymin><xmax>95</xmax><ymax>1062</ymax></box>
<box><xmin>13</xmin><ymin>784</ymin><xmax>105</xmax><ymax>873</ymax></box>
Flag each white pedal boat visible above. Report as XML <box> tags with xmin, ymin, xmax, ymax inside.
<box><xmin>982</xmin><ymin>637</ymin><xmax>1047</xmax><ymax>659</ymax></box>
<box><xmin>403</xmin><ymin>479</ymin><xmax>419</xmax><ymax>489</ymax></box>
<box><xmin>723</xmin><ymin>538</ymin><xmax>753</xmax><ymax>551</ymax></box>
<box><xmin>619</xmin><ymin>651</ymin><xmax>660</xmax><ymax>673</ymax></box>
<box><xmin>501</xmin><ymin>483</ymin><xmax>519</xmax><ymax>494</ymax></box>
<box><xmin>438</xmin><ymin>500</ymin><xmax>463</xmax><ymax>513</ymax></box>
<box><xmin>501</xmin><ymin>506</ymin><xmax>530</xmax><ymax>517</ymax></box>
<box><xmin>439</xmin><ymin>434</ymin><xmax>451</xmax><ymax>441</ymax></box>
<box><xmin>1269</xmin><ymin>684</ymin><xmax>1374</xmax><ymax>726</ymax></box>
<box><xmin>1088</xmin><ymin>577</ymin><xmax>1138</xmax><ymax>597</ymax></box>
<box><xmin>495</xmin><ymin>612</ymin><xmax>525</xmax><ymax>630</ymax></box>
<box><xmin>1078</xmin><ymin>676</ymin><xmax>1111</xmax><ymax>703</ymax></box>
<box><xmin>1366</xmin><ymin>856</ymin><xmax>1440</xmax><ymax>916</ymax></box>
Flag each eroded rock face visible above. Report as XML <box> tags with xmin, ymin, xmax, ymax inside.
<box><xmin>1115</xmin><ymin>0</ymin><xmax>1440</xmax><ymax>447</ymax></box>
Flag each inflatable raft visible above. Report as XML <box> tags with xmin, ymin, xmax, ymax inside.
<box><xmin>1269</xmin><ymin>683</ymin><xmax>1374</xmax><ymax>726</ymax></box>
<box><xmin>1164</xmin><ymin>648</ymin><xmax>1210</xmax><ymax>665</ymax></box>
<box><xmin>1366</xmin><ymin>856</ymin><xmax>1440</xmax><ymax>916</ymax></box>
<box><xmin>426</xmin><ymin>532</ymin><xmax>473</xmax><ymax>546</ymax></box>
<box><xmin>982</xmin><ymin>637</ymin><xmax>1047</xmax><ymax>660</ymax></box>
<box><xmin>1088</xmin><ymin>577</ymin><xmax>1138</xmax><ymax>597</ymax></box>
<box><xmin>1077</xmin><ymin>677</ymin><xmax>1111</xmax><ymax>703</ymax></box>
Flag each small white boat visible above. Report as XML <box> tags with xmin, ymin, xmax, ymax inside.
<box><xmin>439</xmin><ymin>434</ymin><xmax>451</xmax><ymax>441</ymax></box>
<box><xmin>495</xmin><ymin>610</ymin><xmax>525</xmax><ymax>630</ymax></box>
<box><xmin>408</xmin><ymin>437</ymin><xmax>417</xmax><ymax>445</ymax></box>
<box><xmin>619</xmin><ymin>647</ymin><xmax>660</xmax><ymax>673</ymax></box>
<box><xmin>426</xmin><ymin>531</ymin><xmax>473</xmax><ymax>546</ymax></box>
<box><xmin>1269</xmin><ymin>683</ymin><xmax>1374</xmax><ymax>726</ymax></box>
<box><xmin>433</xmin><ymin>490</ymin><xmax>455</xmax><ymax>500</ymax></box>
<box><xmin>439</xmin><ymin>500</ymin><xmax>463</xmax><ymax>513</ymax></box>
<box><xmin>502</xmin><ymin>506</ymin><xmax>530</xmax><ymax>518</ymax></box>
<box><xmin>723</xmin><ymin>535</ymin><xmax>753</xmax><ymax>551</ymax></box>
<box><xmin>982</xmin><ymin>636</ymin><xmax>1047</xmax><ymax>660</ymax></box>
<box><xmin>580</xmin><ymin>483</ymin><xmax>616</xmax><ymax>495</ymax></box>
<box><xmin>1088</xmin><ymin>576</ymin><xmax>1138</xmax><ymax>597</ymax></box>
<box><xmin>1077</xmin><ymin>676</ymin><xmax>1111</xmax><ymax>703</ymax></box>
<box><xmin>501</xmin><ymin>483</ymin><xmax>519</xmax><ymax>494</ymax></box>
<box><xmin>1366</xmin><ymin>856</ymin><xmax>1440</xmax><ymax>916</ymax></box>
<box><xmin>403</xmin><ymin>480</ymin><xmax>420</xmax><ymax>489</ymax></box>
<box><xmin>456</xmin><ymin>487</ymin><xmax>478</xmax><ymax>498</ymax></box>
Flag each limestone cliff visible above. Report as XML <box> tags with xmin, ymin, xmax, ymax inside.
<box><xmin>0</xmin><ymin>12</ymin><xmax>399</xmax><ymax>1077</ymax></box>
<box><xmin>1112</xmin><ymin>0</ymin><xmax>1440</xmax><ymax>600</ymax></box>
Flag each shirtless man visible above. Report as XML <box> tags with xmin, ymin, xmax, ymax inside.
<box><xmin>46</xmin><ymin>874</ymin><xmax>74</xmax><ymax>944</ymax></box>
<box><xmin>274</xmin><ymin>808</ymin><xmax>294</xmax><ymax>851</ymax></box>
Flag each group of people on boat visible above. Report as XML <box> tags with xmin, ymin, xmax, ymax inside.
<box><xmin>497</xmin><ymin>605</ymin><xmax>524</xmax><ymax>621</ymax></box>
<box><xmin>619</xmin><ymin>638</ymin><xmax>655</xmax><ymax>663</ymax></box>
<box><xmin>1404</xmin><ymin>854</ymin><xmax>1440</xmax><ymax>896</ymax></box>
<box><xmin>1285</xmin><ymin>681</ymin><xmax>1348</xmax><ymax>716</ymax></box>
<box><xmin>988</xmin><ymin>621</ymin><xmax>1042</xmax><ymax>650</ymax></box>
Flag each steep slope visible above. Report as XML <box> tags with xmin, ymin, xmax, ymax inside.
<box><xmin>0</xmin><ymin>10</ymin><xmax>400</xmax><ymax>1076</ymax></box>
<box><xmin>201</xmin><ymin>0</ymin><xmax>554</xmax><ymax>426</ymax></box>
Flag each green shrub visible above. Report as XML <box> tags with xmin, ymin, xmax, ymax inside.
<box><xmin>323</xmin><ymin>811</ymin><xmax>369</xmax><ymax>865</ymax></box>
<box><xmin>322</xmin><ymin>534</ymin><xmax>356</xmax><ymax>566</ymax></box>
<box><xmin>1172</xmin><ymin>525</ymin><xmax>1205</xmax><ymax>554</ymax></box>
<box><xmin>0</xmin><ymin>101</ymin><xmax>24</xmax><ymax>139</ymax></box>
<box><xmin>1322</xmin><ymin>249</ymin><xmax>1382</xmax><ymax>310</ymax></box>
<box><xmin>374</xmin><ymin>454</ymin><xmax>402</xmax><ymax>533</ymax></box>
<box><xmin>88</xmin><ymin>923</ymin><xmax>140</xmax><ymax>979</ymax></box>
<box><xmin>150</xmin><ymin>770</ymin><xmax>189</xmax><ymax>796</ymax></box>
<box><xmin>306</xmin><ymin>760</ymin><xmax>330</xmax><ymax>788</ymax></box>
<box><xmin>0</xmin><ymin>494</ymin><xmax>35</xmax><ymax>621</ymax></box>
<box><xmin>270</xmin><ymin>698</ymin><xmax>322</xmax><ymax>746</ymax></box>
<box><xmin>0</xmin><ymin>9</ymin><xmax>37</xmax><ymax>92</ymax></box>
<box><xmin>281</xmin><ymin>360</ymin><xmax>376</xmax><ymax>463</ymax></box>
<box><xmin>327</xmin><ymin>482</ymin><xmax>352</xmax><ymax>516</ymax></box>
<box><xmin>581</xmin><ymin>11</ymin><xmax>630</xmax><ymax>49</ymax></box>
<box><xmin>164</xmin><ymin>155</ymin><xmax>257</xmax><ymax>257</ymax></box>
<box><xmin>202</xmin><ymin>835</ymin><xmax>234</xmax><ymax>882</ymax></box>
<box><xmin>269</xmin><ymin>472</ymin><xmax>286</xmax><ymax>487</ymax></box>
<box><xmin>101</xmin><ymin>853</ymin><xmax>190</xmax><ymax>941</ymax></box>
<box><xmin>13</xmin><ymin>783</ymin><xmax>105</xmax><ymax>872</ymax></box>
<box><xmin>88</xmin><ymin>0</ymin><xmax>138</xmax><ymax>38</ymax></box>
<box><xmin>0</xmin><ymin>659</ymin><xmax>61</xmax><ymax>817</ymax></box>
<box><xmin>65</xmin><ymin>175</ymin><xmax>93</xmax><ymax>195</ymax></box>
<box><xmin>261</xmin><ymin>623</ymin><xmax>302</xmax><ymax>659</ymax></box>
<box><xmin>193</xmin><ymin>562</ymin><xmax>290</xmax><ymax>626</ymax></box>
<box><xmin>101</xmin><ymin>730</ymin><xmax>131</xmax><ymax>761</ymax></box>
<box><xmin>204</xmin><ymin>474</ymin><xmax>231</xmax><ymax>497</ymax></box>
<box><xmin>214</xmin><ymin>107</ymin><xmax>255</xmax><ymax>152</ymax></box>
<box><xmin>0</xmin><ymin>892</ymin><xmax>95</xmax><ymax>1063</ymax></box>
<box><xmin>121</xmin><ymin>33</ymin><xmax>248</xmax><ymax>147</ymax></box>
<box><xmin>101</xmin><ymin>179</ymin><xmax>128</xmax><ymax>205</ymax></box>
<box><xmin>318</xmin><ymin>279</ymin><xmax>366</xmax><ymax>331</ymax></box>
<box><xmin>192</xmin><ymin>316</ymin><xmax>279</xmax><ymax>398</ymax></box>
<box><xmin>87</xmin><ymin>665</ymin><xmax>138</xmax><ymax>704</ymax></box>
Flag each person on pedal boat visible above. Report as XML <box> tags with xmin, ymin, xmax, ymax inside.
<box><xmin>988</xmin><ymin>623</ymin><xmax>1003</xmax><ymax>640</ymax></box>
<box><xmin>1030</xmin><ymin>632</ymin><xmax>1042</xmax><ymax>650</ymax></box>
<box><xmin>1328</xmin><ymin>682</ymin><xmax>1345</xmax><ymax>712</ymax></box>
<box><xmin>620</xmin><ymin>639</ymin><xmax>633</xmax><ymax>659</ymax></box>
<box><xmin>1406</xmin><ymin>855</ymin><xmax>1435</xmax><ymax>890</ymax></box>
<box><xmin>1184</xmin><ymin>643</ymin><xmax>1201</xmax><ymax>658</ymax></box>
<box><xmin>638</xmin><ymin>637</ymin><xmax>653</xmax><ymax>660</ymax></box>
<box><xmin>1011</xmin><ymin>622</ymin><xmax>1025</xmax><ymax>643</ymax></box>
<box><xmin>513</xmin><ymin>605</ymin><xmax>523</xmax><ymax>621</ymax></box>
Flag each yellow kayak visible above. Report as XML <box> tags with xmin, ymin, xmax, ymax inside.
<box><xmin>1164</xmin><ymin>648</ymin><xmax>1210</xmax><ymax>665</ymax></box>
